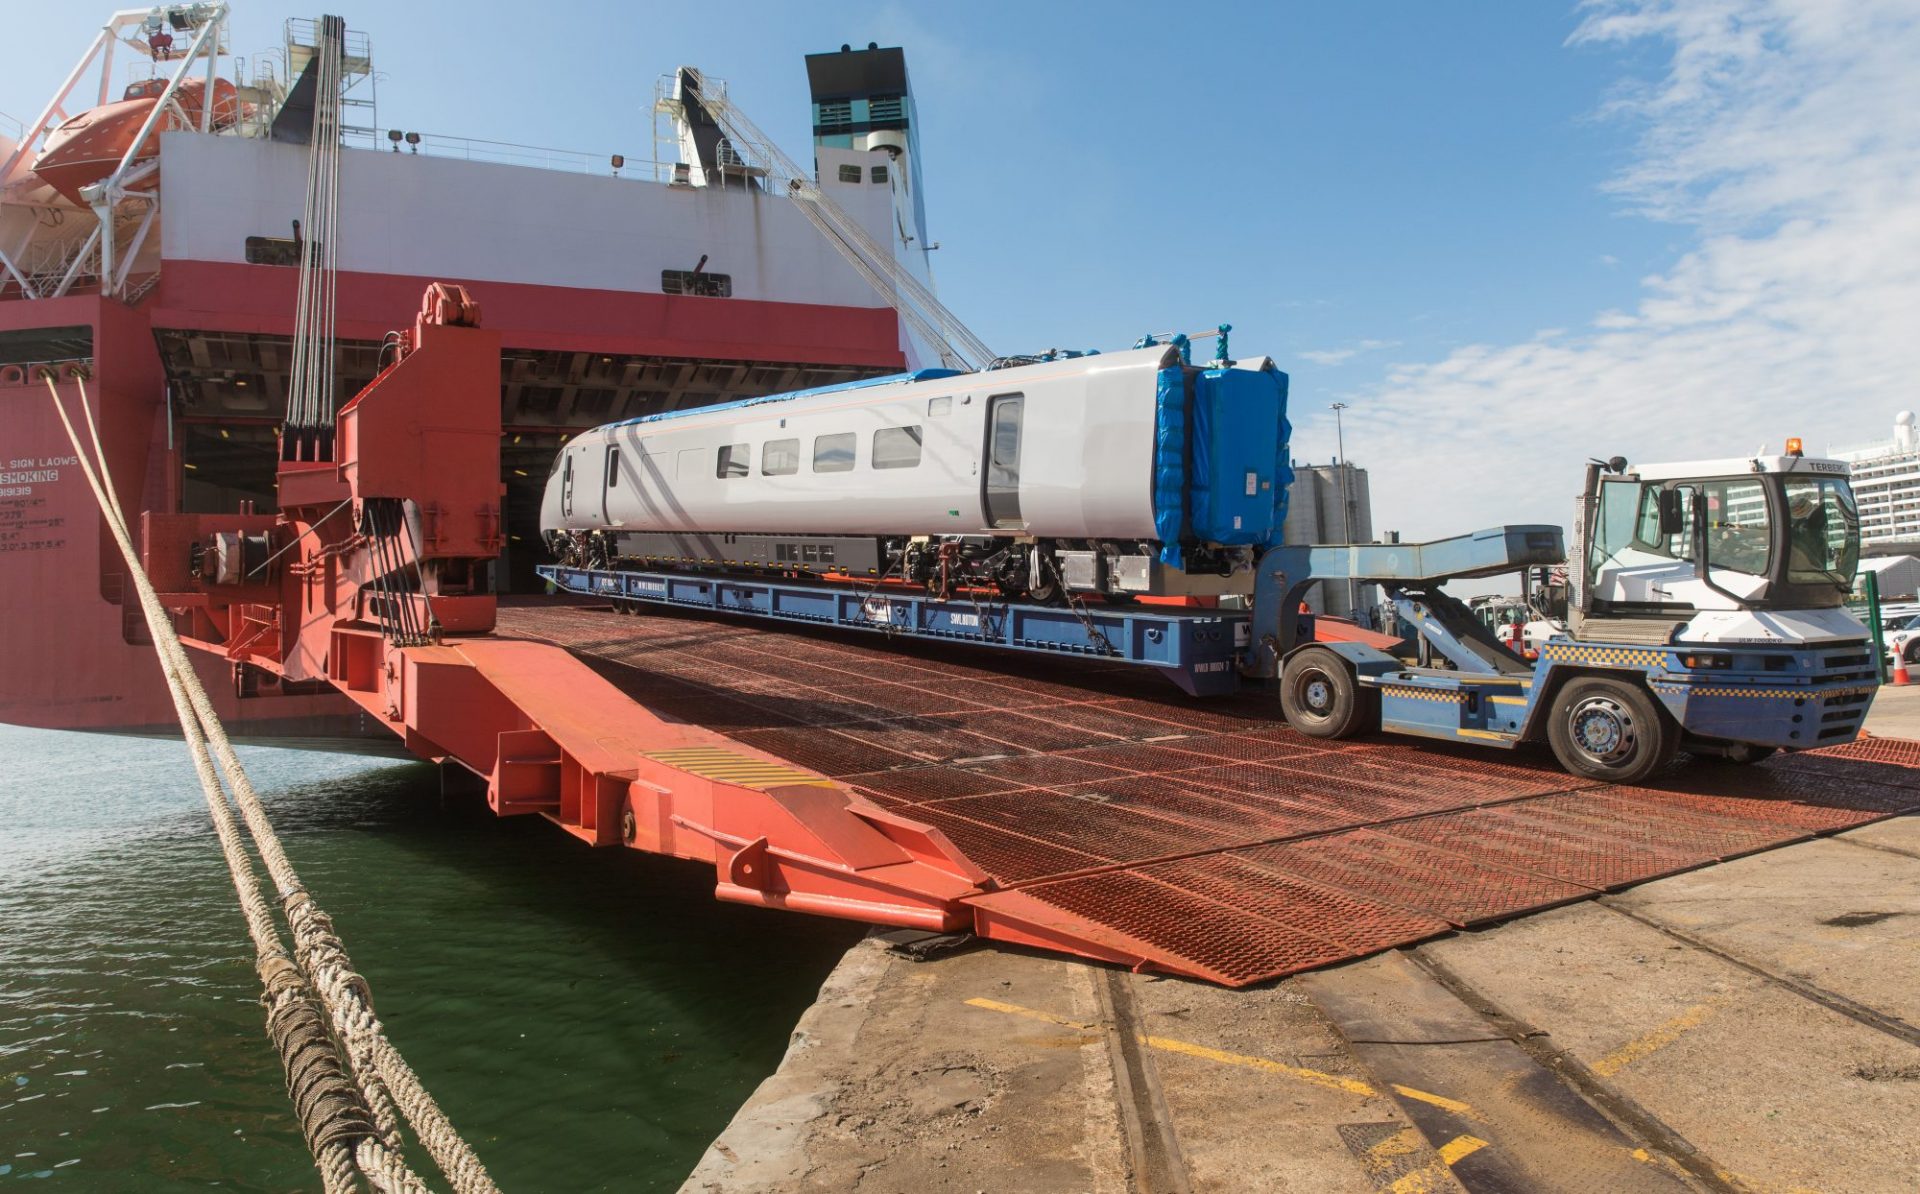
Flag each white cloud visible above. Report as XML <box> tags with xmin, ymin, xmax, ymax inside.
<box><xmin>1299</xmin><ymin>339</ymin><xmax>1399</xmax><ymax>367</ymax></box>
<box><xmin>1300</xmin><ymin>348</ymin><xmax>1358</xmax><ymax>366</ymax></box>
<box><xmin>1349</xmin><ymin>0</ymin><xmax>1920</xmax><ymax>541</ymax></box>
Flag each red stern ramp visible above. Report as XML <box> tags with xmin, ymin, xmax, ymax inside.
<box><xmin>426</xmin><ymin>637</ymin><xmax>987</xmax><ymax>932</ymax></box>
<box><xmin>498</xmin><ymin>602</ymin><xmax>1920</xmax><ymax>989</ymax></box>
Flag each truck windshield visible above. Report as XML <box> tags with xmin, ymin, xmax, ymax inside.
<box><xmin>1630</xmin><ymin>478</ymin><xmax>1772</xmax><ymax>577</ymax></box>
<box><xmin>1783</xmin><ymin>476</ymin><xmax>1859</xmax><ymax>587</ymax></box>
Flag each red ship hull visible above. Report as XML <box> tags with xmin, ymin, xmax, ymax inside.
<box><xmin>0</xmin><ymin>267</ymin><xmax>903</xmax><ymax>735</ymax></box>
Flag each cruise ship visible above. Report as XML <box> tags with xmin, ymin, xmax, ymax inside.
<box><xmin>1835</xmin><ymin>412</ymin><xmax>1920</xmax><ymax>548</ymax></box>
<box><xmin>0</xmin><ymin>5</ymin><xmax>945</xmax><ymax>734</ymax></box>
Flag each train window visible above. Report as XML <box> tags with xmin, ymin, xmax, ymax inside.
<box><xmin>763</xmin><ymin>438</ymin><xmax>800</xmax><ymax>475</ymax></box>
<box><xmin>869</xmin><ymin>164</ymin><xmax>888</xmax><ymax>183</ymax></box>
<box><xmin>605</xmin><ymin>445</ymin><xmax>619</xmax><ymax>487</ymax></box>
<box><xmin>813</xmin><ymin>432</ymin><xmax>856</xmax><ymax>473</ymax></box>
<box><xmin>872</xmin><ymin>426</ymin><xmax>923</xmax><ymax>470</ymax></box>
<box><xmin>716</xmin><ymin>444</ymin><xmax>750</xmax><ymax>479</ymax></box>
<box><xmin>990</xmin><ymin>397</ymin><xmax>1022</xmax><ymax>468</ymax></box>
<box><xmin>927</xmin><ymin>396</ymin><xmax>951</xmax><ymax>418</ymax></box>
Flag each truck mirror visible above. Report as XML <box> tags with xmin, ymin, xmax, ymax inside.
<box><xmin>1657</xmin><ymin>488</ymin><xmax>1684</xmax><ymax>536</ymax></box>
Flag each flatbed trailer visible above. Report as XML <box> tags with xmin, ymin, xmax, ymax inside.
<box><xmin>537</xmin><ymin>563</ymin><xmax>1253</xmax><ymax>696</ymax></box>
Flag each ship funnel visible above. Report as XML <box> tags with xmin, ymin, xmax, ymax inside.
<box><xmin>1897</xmin><ymin>410</ymin><xmax>1916</xmax><ymax>452</ymax></box>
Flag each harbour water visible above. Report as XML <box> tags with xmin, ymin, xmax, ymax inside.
<box><xmin>0</xmin><ymin>723</ymin><xmax>861</xmax><ymax>1191</ymax></box>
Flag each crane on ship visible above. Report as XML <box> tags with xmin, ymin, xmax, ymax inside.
<box><xmin>657</xmin><ymin>67</ymin><xmax>995</xmax><ymax>373</ymax></box>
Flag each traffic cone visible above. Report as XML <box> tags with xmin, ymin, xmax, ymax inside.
<box><xmin>1894</xmin><ymin>653</ymin><xmax>1912</xmax><ymax>687</ymax></box>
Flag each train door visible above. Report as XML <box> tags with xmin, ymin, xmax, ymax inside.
<box><xmin>984</xmin><ymin>393</ymin><xmax>1023</xmax><ymax>528</ymax></box>
<box><xmin>601</xmin><ymin>443</ymin><xmax>619</xmax><ymax>523</ymax></box>
<box><xmin>561</xmin><ymin>453</ymin><xmax>574</xmax><ymax>520</ymax></box>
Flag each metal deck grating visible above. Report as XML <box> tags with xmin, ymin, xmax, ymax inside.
<box><xmin>829</xmin><ymin>681</ymin><xmax>997</xmax><ymax>716</ymax></box>
<box><xmin>1806</xmin><ymin>736</ymin><xmax>1920</xmax><ymax>768</ymax></box>
<box><xmin>948</xmin><ymin>710</ymin><xmax>1130</xmax><ymax>753</ymax></box>
<box><xmin>896</xmin><ymin>801</ymin><xmax>1111</xmax><ymax>882</ymax></box>
<box><xmin>961</xmin><ymin>753</ymin><xmax>1140</xmax><ymax>789</ymax></box>
<box><xmin>1133</xmin><ymin>852</ymin><xmax>1455</xmax><ymax>953</ymax></box>
<box><xmin>1051</xmin><ymin>740</ymin><xmax>1247</xmax><ymax>776</ymax></box>
<box><xmin>827</xmin><ymin>721</ymin><xmax>1021</xmax><ymax>765</ymax></box>
<box><xmin>1156</xmin><ymin>731</ymin><xmax>1336</xmax><ymax>764</ymax></box>
<box><xmin>842</xmin><ymin>765</ymin><xmax>1024</xmax><ymax>803</ymax></box>
<box><xmin>1237</xmin><ymin>830</ymin><xmax>1596</xmax><ymax>931</ymax></box>
<box><xmin>496</xmin><ymin>599</ymin><xmax>1919</xmax><ymax>987</ymax></box>
<box><xmin>922</xmin><ymin>788</ymin><xmax>1250</xmax><ymax>864</ymax></box>
<box><xmin>730</xmin><ymin>725</ymin><xmax>924</xmax><ymax>777</ymax></box>
<box><xmin>1380</xmin><ymin>804</ymin><xmax>1704</xmax><ymax>892</ymax></box>
<box><xmin>1008</xmin><ymin>702</ymin><xmax>1204</xmax><ymax>741</ymax></box>
<box><xmin>993</xmin><ymin>867</ymin><xmax>1366</xmax><ymax>979</ymax></box>
<box><xmin>1045</xmin><ymin>775</ymin><xmax>1349</xmax><ymax>840</ymax></box>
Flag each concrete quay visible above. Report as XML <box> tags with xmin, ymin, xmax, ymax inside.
<box><xmin>683</xmin><ymin>811</ymin><xmax>1920</xmax><ymax>1193</ymax></box>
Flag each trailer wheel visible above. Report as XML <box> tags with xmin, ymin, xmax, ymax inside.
<box><xmin>1280</xmin><ymin>647</ymin><xmax>1375</xmax><ymax>739</ymax></box>
<box><xmin>1547</xmin><ymin>676</ymin><xmax>1677</xmax><ymax>784</ymax></box>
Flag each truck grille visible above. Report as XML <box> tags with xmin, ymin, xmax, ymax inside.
<box><xmin>1812</xmin><ymin>640</ymin><xmax>1876</xmax><ymax>741</ymax></box>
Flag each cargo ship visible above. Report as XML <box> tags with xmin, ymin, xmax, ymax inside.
<box><xmin>0</xmin><ymin>5</ymin><xmax>941</xmax><ymax>735</ymax></box>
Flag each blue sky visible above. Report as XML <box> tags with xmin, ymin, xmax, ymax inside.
<box><xmin>7</xmin><ymin>1</ymin><xmax>1912</xmax><ymax>538</ymax></box>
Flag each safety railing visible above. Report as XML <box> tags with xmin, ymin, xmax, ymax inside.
<box><xmin>344</xmin><ymin>128</ymin><xmax>674</xmax><ymax>182</ymax></box>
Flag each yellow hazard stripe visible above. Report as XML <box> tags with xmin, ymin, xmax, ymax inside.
<box><xmin>643</xmin><ymin>747</ymin><xmax>835</xmax><ymax>789</ymax></box>
<box><xmin>1382</xmin><ymin>686</ymin><xmax>1468</xmax><ymax>704</ymax></box>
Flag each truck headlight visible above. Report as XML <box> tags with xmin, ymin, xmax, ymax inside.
<box><xmin>1679</xmin><ymin>653</ymin><xmax>1733</xmax><ymax>669</ymax></box>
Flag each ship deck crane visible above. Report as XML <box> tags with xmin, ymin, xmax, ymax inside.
<box><xmin>659</xmin><ymin>68</ymin><xmax>994</xmax><ymax>372</ymax></box>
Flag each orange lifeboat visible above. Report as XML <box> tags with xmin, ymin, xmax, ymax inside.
<box><xmin>31</xmin><ymin>77</ymin><xmax>238</xmax><ymax>206</ymax></box>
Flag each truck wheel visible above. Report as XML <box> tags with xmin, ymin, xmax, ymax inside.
<box><xmin>1547</xmin><ymin>676</ymin><xmax>1676</xmax><ymax>784</ymax></box>
<box><xmin>1280</xmin><ymin>647</ymin><xmax>1375</xmax><ymax>739</ymax></box>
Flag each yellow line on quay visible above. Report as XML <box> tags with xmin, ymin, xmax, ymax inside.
<box><xmin>962</xmin><ymin>996</ymin><xmax>1476</xmax><ymax>1114</ymax></box>
<box><xmin>1590</xmin><ymin>1001</ymin><xmax>1721</xmax><ymax>1077</ymax></box>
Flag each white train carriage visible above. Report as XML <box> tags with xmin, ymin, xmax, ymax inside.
<box><xmin>541</xmin><ymin>343</ymin><xmax>1293</xmax><ymax>600</ymax></box>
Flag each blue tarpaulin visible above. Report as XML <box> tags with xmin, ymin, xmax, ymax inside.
<box><xmin>1152</xmin><ymin>367</ymin><xmax>1187</xmax><ymax>567</ymax></box>
<box><xmin>1192</xmin><ymin>366</ymin><xmax>1291</xmax><ymax>546</ymax></box>
<box><xmin>1157</xmin><ymin>364</ymin><xmax>1292</xmax><ymax>564</ymax></box>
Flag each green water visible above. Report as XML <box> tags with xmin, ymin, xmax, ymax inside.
<box><xmin>0</xmin><ymin>724</ymin><xmax>862</xmax><ymax>1191</ymax></box>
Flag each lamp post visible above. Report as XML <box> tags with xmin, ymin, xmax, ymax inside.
<box><xmin>1330</xmin><ymin>402</ymin><xmax>1356</xmax><ymax>616</ymax></box>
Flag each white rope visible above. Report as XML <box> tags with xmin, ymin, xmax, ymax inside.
<box><xmin>47</xmin><ymin>373</ymin><xmax>495</xmax><ymax>1193</ymax></box>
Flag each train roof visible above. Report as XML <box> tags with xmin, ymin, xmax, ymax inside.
<box><xmin>605</xmin><ymin>366</ymin><xmax>963</xmax><ymax>431</ymax></box>
<box><xmin>602</xmin><ymin>343</ymin><xmax>1189</xmax><ymax>432</ymax></box>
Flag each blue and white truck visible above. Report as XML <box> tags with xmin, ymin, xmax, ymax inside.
<box><xmin>1261</xmin><ymin>448</ymin><xmax>1875</xmax><ymax>782</ymax></box>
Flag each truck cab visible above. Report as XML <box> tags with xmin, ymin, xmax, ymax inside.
<box><xmin>1576</xmin><ymin>451</ymin><xmax>1864</xmax><ymax>648</ymax></box>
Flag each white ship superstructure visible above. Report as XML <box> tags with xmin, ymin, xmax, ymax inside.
<box><xmin>1835</xmin><ymin>413</ymin><xmax>1920</xmax><ymax>546</ymax></box>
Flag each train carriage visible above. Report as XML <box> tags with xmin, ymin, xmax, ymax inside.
<box><xmin>541</xmin><ymin>343</ymin><xmax>1293</xmax><ymax>601</ymax></box>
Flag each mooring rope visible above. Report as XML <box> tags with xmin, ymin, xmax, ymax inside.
<box><xmin>45</xmin><ymin>372</ymin><xmax>496</xmax><ymax>1194</ymax></box>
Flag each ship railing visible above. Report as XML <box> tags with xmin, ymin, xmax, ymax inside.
<box><xmin>342</xmin><ymin>128</ymin><xmax>674</xmax><ymax>182</ymax></box>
